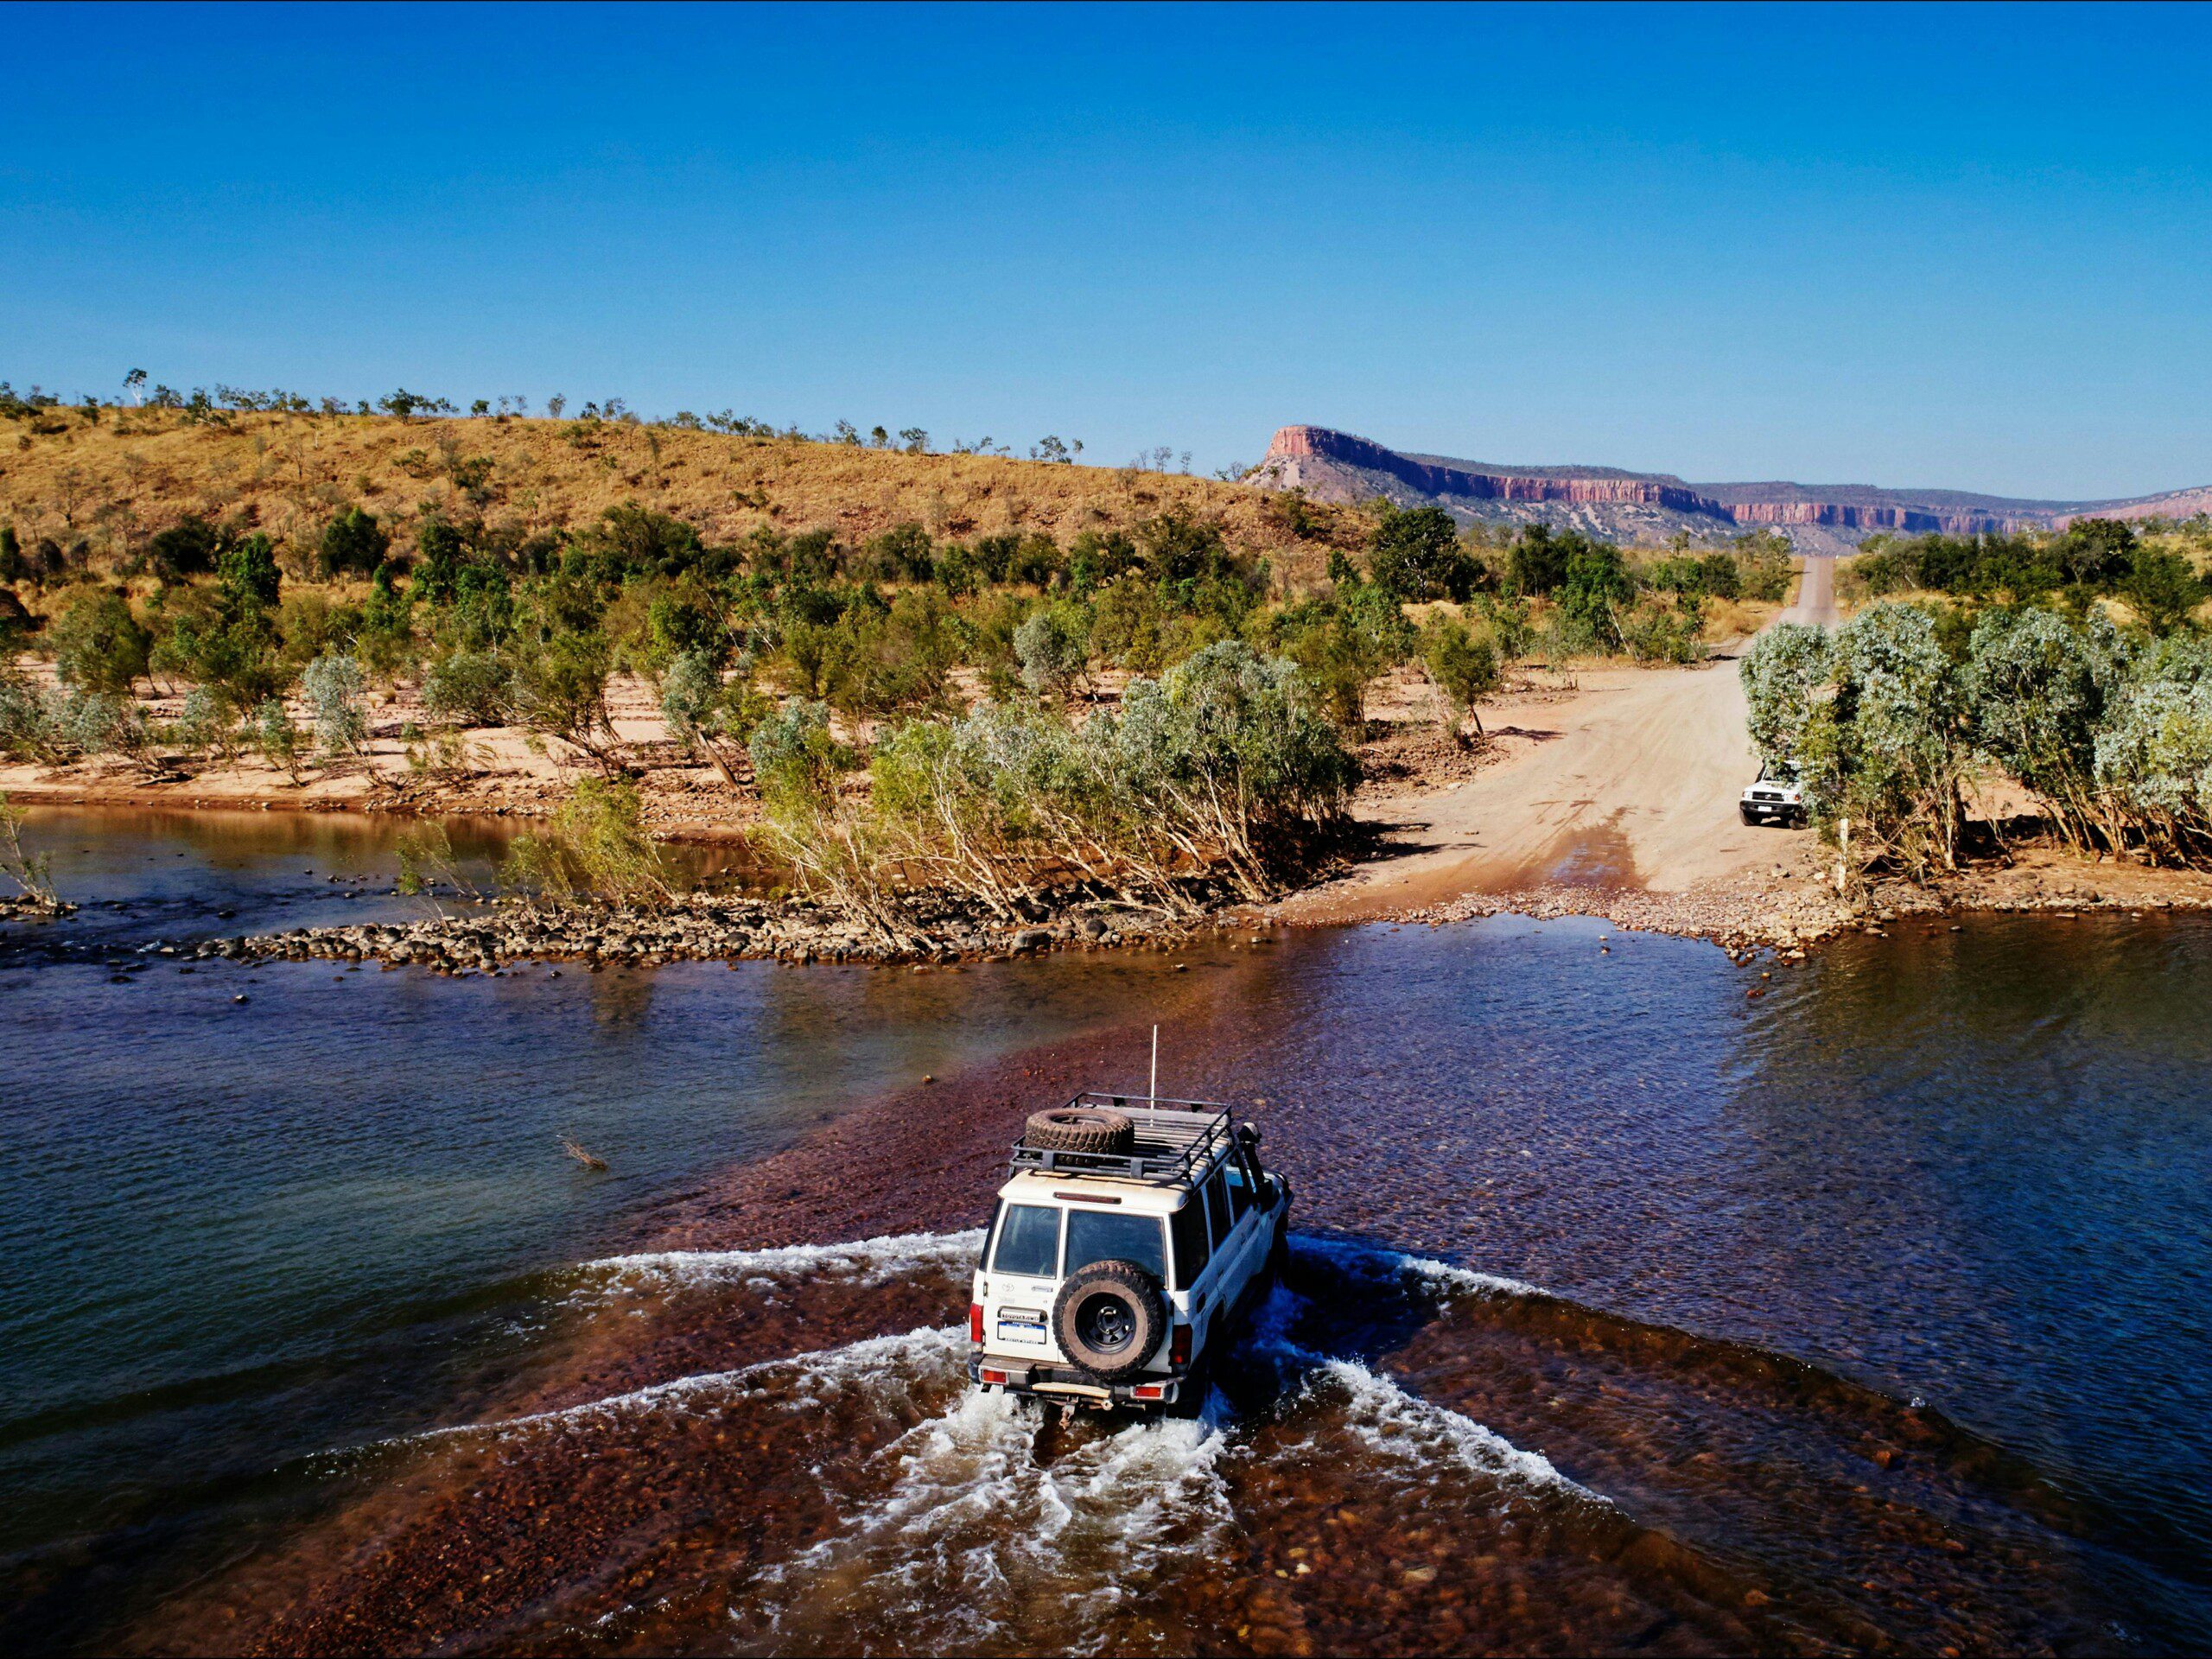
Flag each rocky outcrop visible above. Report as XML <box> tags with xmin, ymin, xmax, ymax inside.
<box><xmin>1255</xmin><ymin>425</ymin><xmax>2212</xmax><ymax>545</ymax></box>
<box><xmin>1721</xmin><ymin>499</ymin><xmax>2011</xmax><ymax>536</ymax></box>
<box><xmin>1259</xmin><ymin>426</ymin><xmax>1731</xmax><ymax>519</ymax></box>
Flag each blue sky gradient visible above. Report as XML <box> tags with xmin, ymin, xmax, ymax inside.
<box><xmin>4</xmin><ymin>3</ymin><xmax>2209</xmax><ymax>497</ymax></box>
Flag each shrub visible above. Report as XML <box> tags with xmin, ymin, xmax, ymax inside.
<box><xmin>301</xmin><ymin>652</ymin><xmax>368</xmax><ymax>753</ymax></box>
<box><xmin>1557</xmin><ymin>541</ymin><xmax>1636</xmax><ymax>646</ymax></box>
<box><xmin>822</xmin><ymin>588</ymin><xmax>963</xmax><ymax>716</ymax></box>
<box><xmin>1965</xmin><ymin>608</ymin><xmax>2129</xmax><ymax>848</ymax></box>
<box><xmin>661</xmin><ymin>649</ymin><xmax>771</xmax><ymax>786</ymax></box>
<box><xmin>0</xmin><ymin>677</ymin><xmax>56</xmax><ymax>760</ymax></box>
<box><xmin>1014</xmin><ymin>601</ymin><xmax>1092</xmax><ymax>698</ymax></box>
<box><xmin>1794</xmin><ymin>605</ymin><xmax>1973</xmax><ymax>876</ymax></box>
<box><xmin>1739</xmin><ymin>622</ymin><xmax>1834</xmax><ymax>769</ymax></box>
<box><xmin>1420</xmin><ymin>615</ymin><xmax>1499</xmax><ymax>739</ymax></box>
<box><xmin>254</xmin><ymin>699</ymin><xmax>303</xmax><ymax>779</ymax></box>
<box><xmin>1617</xmin><ymin>599</ymin><xmax>1704</xmax><ymax>664</ymax></box>
<box><xmin>149</xmin><ymin>517</ymin><xmax>224</xmax><ymax>577</ymax></box>
<box><xmin>175</xmin><ymin>685</ymin><xmax>235</xmax><ymax>760</ymax></box>
<box><xmin>501</xmin><ymin>776</ymin><xmax>671</xmax><ymax>906</ymax></box>
<box><xmin>423</xmin><ymin>647</ymin><xmax>512</xmax><ymax>727</ymax></box>
<box><xmin>505</xmin><ymin>628</ymin><xmax>615</xmax><ymax>766</ymax></box>
<box><xmin>1268</xmin><ymin>582</ymin><xmax>1413</xmax><ymax>728</ymax></box>
<box><xmin>2122</xmin><ymin>548</ymin><xmax>2205</xmax><ymax>634</ymax></box>
<box><xmin>861</xmin><ymin>642</ymin><xmax>1357</xmax><ymax>919</ymax></box>
<box><xmin>217</xmin><ymin>533</ymin><xmax>282</xmax><ymax>611</ymax></box>
<box><xmin>2094</xmin><ymin>682</ymin><xmax>2212</xmax><ymax>861</ymax></box>
<box><xmin>747</xmin><ymin>699</ymin><xmax>843</xmax><ymax>805</ymax></box>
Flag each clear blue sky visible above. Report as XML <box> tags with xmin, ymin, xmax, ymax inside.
<box><xmin>5</xmin><ymin>3</ymin><xmax>2209</xmax><ymax>499</ymax></box>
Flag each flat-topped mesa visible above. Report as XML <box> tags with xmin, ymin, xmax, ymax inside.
<box><xmin>1259</xmin><ymin>426</ymin><xmax>1725</xmax><ymax>516</ymax></box>
<box><xmin>1255</xmin><ymin>424</ymin><xmax>2212</xmax><ymax>546</ymax></box>
<box><xmin>1721</xmin><ymin>499</ymin><xmax>2013</xmax><ymax>536</ymax></box>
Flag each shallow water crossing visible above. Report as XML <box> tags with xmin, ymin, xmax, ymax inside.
<box><xmin>3</xmin><ymin>812</ymin><xmax>2209</xmax><ymax>1653</ymax></box>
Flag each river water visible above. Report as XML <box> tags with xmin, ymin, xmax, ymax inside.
<box><xmin>1</xmin><ymin>807</ymin><xmax>2206</xmax><ymax>1654</ymax></box>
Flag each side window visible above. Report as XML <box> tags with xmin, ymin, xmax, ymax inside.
<box><xmin>1170</xmin><ymin>1198</ymin><xmax>1211</xmax><ymax>1288</ymax></box>
<box><xmin>1224</xmin><ymin>1154</ymin><xmax>1254</xmax><ymax>1224</ymax></box>
<box><xmin>1204</xmin><ymin>1169</ymin><xmax>1232</xmax><ymax>1249</ymax></box>
<box><xmin>981</xmin><ymin>1200</ymin><xmax>1006</xmax><ymax>1269</ymax></box>
<box><xmin>990</xmin><ymin>1205</ymin><xmax>1063</xmax><ymax>1278</ymax></box>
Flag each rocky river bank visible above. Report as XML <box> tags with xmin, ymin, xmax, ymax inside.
<box><xmin>204</xmin><ymin>883</ymin><xmax>1242</xmax><ymax>973</ymax></box>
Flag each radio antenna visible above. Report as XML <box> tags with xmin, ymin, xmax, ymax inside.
<box><xmin>1150</xmin><ymin>1025</ymin><xmax>1159</xmax><ymax>1104</ymax></box>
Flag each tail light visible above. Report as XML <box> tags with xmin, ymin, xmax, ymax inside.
<box><xmin>1169</xmin><ymin>1324</ymin><xmax>1192</xmax><ymax>1370</ymax></box>
<box><xmin>969</xmin><ymin>1303</ymin><xmax>984</xmax><ymax>1345</ymax></box>
<box><xmin>1131</xmin><ymin>1382</ymin><xmax>1166</xmax><ymax>1401</ymax></box>
<box><xmin>979</xmin><ymin>1367</ymin><xmax>1008</xmax><ymax>1385</ymax></box>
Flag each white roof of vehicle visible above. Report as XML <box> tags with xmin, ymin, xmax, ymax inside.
<box><xmin>998</xmin><ymin>1167</ymin><xmax>1192</xmax><ymax>1215</ymax></box>
<box><xmin>998</xmin><ymin>1100</ymin><xmax>1235</xmax><ymax>1212</ymax></box>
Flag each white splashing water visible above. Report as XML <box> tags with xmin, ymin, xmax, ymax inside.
<box><xmin>386</xmin><ymin>1324</ymin><xmax>965</xmax><ymax>1450</ymax></box>
<box><xmin>579</xmin><ymin>1228</ymin><xmax>986</xmax><ymax>1299</ymax></box>
<box><xmin>1290</xmin><ymin>1232</ymin><xmax>1547</xmax><ymax>1302</ymax></box>
<box><xmin>736</xmin><ymin>1374</ymin><xmax>1241</xmax><ymax>1654</ymax></box>
<box><xmin>1311</xmin><ymin>1356</ymin><xmax>1605</xmax><ymax>1507</ymax></box>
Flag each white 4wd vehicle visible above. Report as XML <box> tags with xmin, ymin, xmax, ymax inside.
<box><xmin>1740</xmin><ymin>761</ymin><xmax>1807</xmax><ymax>827</ymax></box>
<box><xmin>969</xmin><ymin>1095</ymin><xmax>1291</xmax><ymax>1416</ymax></box>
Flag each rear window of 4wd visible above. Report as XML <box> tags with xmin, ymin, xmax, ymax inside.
<box><xmin>991</xmin><ymin>1204</ymin><xmax>1062</xmax><ymax>1277</ymax></box>
<box><xmin>1065</xmin><ymin>1210</ymin><xmax>1166</xmax><ymax>1282</ymax></box>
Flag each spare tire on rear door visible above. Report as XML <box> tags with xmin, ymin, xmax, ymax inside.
<box><xmin>1023</xmin><ymin>1105</ymin><xmax>1134</xmax><ymax>1155</ymax></box>
<box><xmin>1052</xmin><ymin>1259</ymin><xmax>1167</xmax><ymax>1382</ymax></box>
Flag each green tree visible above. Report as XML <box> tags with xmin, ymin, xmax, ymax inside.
<box><xmin>2123</xmin><ymin>548</ymin><xmax>2204</xmax><ymax>634</ymax></box>
<box><xmin>148</xmin><ymin>517</ymin><xmax>225</xmax><ymax>577</ymax></box>
<box><xmin>660</xmin><ymin>649</ymin><xmax>770</xmax><ymax>787</ymax></box>
<box><xmin>218</xmin><ymin>532</ymin><xmax>282</xmax><ymax>611</ymax></box>
<box><xmin>1506</xmin><ymin>524</ymin><xmax>1571</xmax><ymax>595</ymax></box>
<box><xmin>1368</xmin><ymin>505</ymin><xmax>1478</xmax><ymax>601</ymax></box>
<box><xmin>1270</xmin><ymin>582</ymin><xmax>1414</xmax><ymax>729</ymax></box>
<box><xmin>506</xmin><ymin>627</ymin><xmax>617</xmax><ymax>770</ymax></box>
<box><xmin>317</xmin><ymin>507</ymin><xmax>391</xmax><ymax>579</ymax></box>
<box><xmin>1557</xmin><ymin>540</ymin><xmax>1635</xmax><ymax>646</ymax></box>
<box><xmin>254</xmin><ymin>698</ymin><xmax>304</xmax><ymax>782</ymax></box>
<box><xmin>2093</xmin><ymin>680</ymin><xmax>2212</xmax><ymax>862</ymax></box>
<box><xmin>1420</xmin><ymin>614</ymin><xmax>1500</xmax><ymax>742</ymax></box>
<box><xmin>49</xmin><ymin>588</ymin><xmax>150</xmax><ymax>695</ymax></box>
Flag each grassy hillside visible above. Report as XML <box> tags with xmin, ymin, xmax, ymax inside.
<box><xmin>0</xmin><ymin>406</ymin><xmax>1357</xmax><ymax>584</ymax></box>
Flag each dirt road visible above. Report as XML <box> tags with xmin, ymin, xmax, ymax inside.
<box><xmin>1282</xmin><ymin>560</ymin><xmax>1840</xmax><ymax>921</ymax></box>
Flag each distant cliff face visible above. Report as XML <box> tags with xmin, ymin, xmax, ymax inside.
<box><xmin>1254</xmin><ymin>425</ymin><xmax>2210</xmax><ymax>547</ymax></box>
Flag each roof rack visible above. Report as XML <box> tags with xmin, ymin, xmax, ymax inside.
<box><xmin>1006</xmin><ymin>1091</ymin><xmax>1237</xmax><ymax>1185</ymax></box>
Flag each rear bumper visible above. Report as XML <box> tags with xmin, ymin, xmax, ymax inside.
<box><xmin>969</xmin><ymin>1353</ymin><xmax>1182</xmax><ymax>1408</ymax></box>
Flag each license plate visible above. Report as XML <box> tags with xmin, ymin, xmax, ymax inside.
<box><xmin>997</xmin><ymin>1311</ymin><xmax>1046</xmax><ymax>1341</ymax></box>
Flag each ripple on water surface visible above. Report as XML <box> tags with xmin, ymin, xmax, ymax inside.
<box><xmin>2</xmin><ymin>815</ymin><xmax>2209</xmax><ymax>1653</ymax></box>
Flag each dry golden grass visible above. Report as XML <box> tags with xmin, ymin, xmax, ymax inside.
<box><xmin>0</xmin><ymin>410</ymin><xmax>1359</xmax><ymax>586</ymax></box>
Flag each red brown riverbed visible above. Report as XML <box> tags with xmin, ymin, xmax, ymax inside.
<box><xmin>102</xmin><ymin>912</ymin><xmax>2211</xmax><ymax>1656</ymax></box>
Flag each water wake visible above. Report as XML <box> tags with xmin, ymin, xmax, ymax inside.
<box><xmin>577</xmin><ymin>1227</ymin><xmax>985</xmax><ymax>1297</ymax></box>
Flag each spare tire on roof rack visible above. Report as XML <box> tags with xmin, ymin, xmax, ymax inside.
<box><xmin>1023</xmin><ymin>1105</ymin><xmax>1134</xmax><ymax>1155</ymax></box>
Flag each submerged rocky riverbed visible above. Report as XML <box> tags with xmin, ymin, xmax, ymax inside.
<box><xmin>8</xmin><ymin>808</ymin><xmax>2212</xmax><ymax>1656</ymax></box>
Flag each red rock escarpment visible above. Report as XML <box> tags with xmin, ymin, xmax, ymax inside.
<box><xmin>1258</xmin><ymin>426</ymin><xmax>2211</xmax><ymax>538</ymax></box>
<box><xmin>1261</xmin><ymin>426</ymin><xmax>1726</xmax><ymax>517</ymax></box>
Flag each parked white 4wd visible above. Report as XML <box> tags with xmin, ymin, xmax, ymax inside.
<box><xmin>1740</xmin><ymin>761</ymin><xmax>1807</xmax><ymax>827</ymax></box>
<box><xmin>969</xmin><ymin>1095</ymin><xmax>1291</xmax><ymax>1415</ymax></box>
